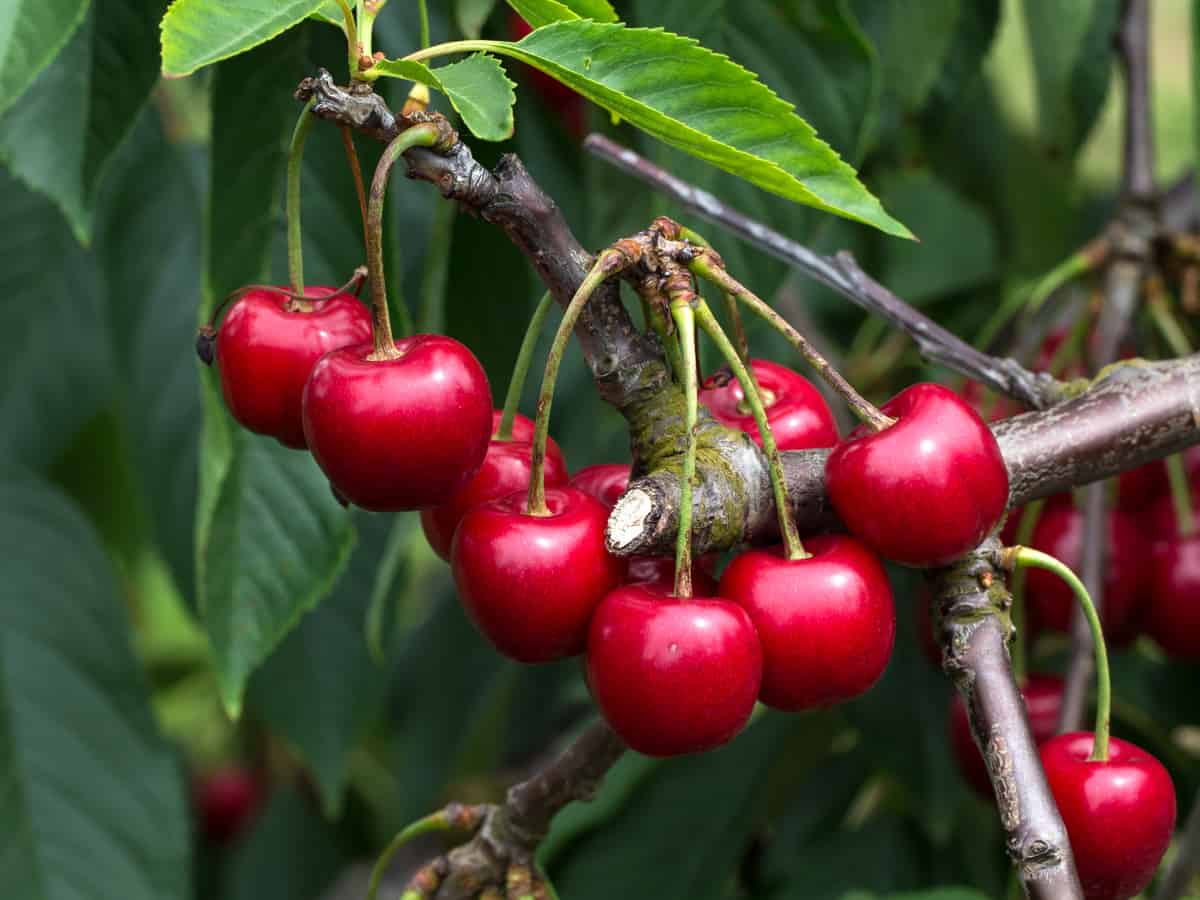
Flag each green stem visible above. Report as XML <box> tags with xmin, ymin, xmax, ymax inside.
<box><xmin>722</xmin><ymin>290</ymin><xmax>751</xmax><ymax>365</ymax></box>
<box><xmin>1012</xmin><ymin>547</ymin><xmax>1110</xmax><ymax>761</ymax></box>
<box><xmin>646</xmin><ymin>299</ymin><xmax>685</xmax><ymax>382</ymax></box>
<box><xmin>1148</xmin><ymin>290</ymin><xmax>1195</xmax><ymax>358</ymax></box>
<box><xmin>670</xmin><ymin>300</ymin><xmax>699</xmax><ymax>598</ymax></box>
<box><xmin>357</xmin><ymin>0</ymin><xmax>375</xmax><ymax>61</ymax></box>
<box><xmin>528</xmin><ymin>251</ymin><xmax>626</xmax><ymax>514</ymax></box>
<box><xmin>695</xmin><ymin>300</ymin><xmax>807</xmax><ymax>561</ymax></box>
<box><xmin>1166</xmin><ymin>452</ymin><xmax>1196</xmax><ymax>538</ymax></box>
<box><xmin>403</xmin><ymin>39</ymin><xmax>495</xmax><ymax>63</ymax></box>
<box><xmin>689</xmin><ymin>251</ymin><xmax>894</xmax><ymax>432</ymax></box>
<box><xmin>1008</xmin><ymin>499</ymin><xmax>1046</xmax><ymax>684</ymax></box>
<box><xmin>418</xmin><ymin>0</ymin><xmax>431</xmax><ymax>49</ymax></box>
<box><xmin>286</xmin><ymin>98</ymin><xmax>317</xmax><ymax>298</ymax></box>
<box><xmin>331</xmin><ymin>0</ymin><xmax>358</xmax><ymax>78</ymax></box>
<box><xmin>366</xmin><ymin>124</ymin><xmax>442</xmax><ymax>359</ymax></box>
<box><xmin>366</xmin><ymin>812</ymin><xmax>454</xmax><ymax>900</ymax></box>
<box><xmin>497</xmin><ymin>291</ymin><xmax>555</xmax><ymax>441</ymax></box>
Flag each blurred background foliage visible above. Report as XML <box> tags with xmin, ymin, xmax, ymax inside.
<box><xmin>1</xmin><ymin>1</ymin><xmax>1199</xmax><ymax>899</ymax></box>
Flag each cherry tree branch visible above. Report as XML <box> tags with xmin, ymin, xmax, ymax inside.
<box><xmin>1118</xmin><ymin>0</ymin><xmax>1155</xmax><ymax>204</ymax></box>
<box><xmin>582</xmin><ymin>134</ymin><xmax>1064</xmax><ymax>410</ymax></box>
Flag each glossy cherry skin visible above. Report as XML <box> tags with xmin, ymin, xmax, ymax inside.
<box><xmin>490</xmin><ymin>410</ymin><xmax>565</xmax><ymax>469</ymax></box>
<box><xmin>570</xmin><ymin>463</ymin><xmax>632</xmax><ymax>509</ymax></box>
<box><xmin>302</xmin><ymin>335</ymin><xmax>492</xmax><ymax>511</ymax></box>
<box><xmin>194</xmin><ymin>767</ymin><xmax>265</xmax><ymax>845</ymax></box>
<box><xmin>948</xmin><ymin>674</ymin><xmax>1064</xmax><ymax>797</ymax></box>
<box><xmin>217</xmin><ymin>287</ymin><xmax>371</xmax><ymax>448</ymax></box>
<box><xmin>586</xmin><ymin>583</ymin><xmax>762</xmax><ymax>756</ymax></box>
<box><xmin>718</xmin><ymin>535</ymin><xmax>894</xmax><ymax>710</ymax></box>
<box><xmin>700</xmin><ymin>359</ymin><xmax>839</xmax><ymax>451</ymax></box>
<box><xmin>825</xmin><ymin>383</ymin><xmax>1009</xmax><ymax>567</ymax></box>
<box><xmin>1041</xmin><ymin>733</ymin><xmax>1176</xmax><ymax>900</ymax></box>
<box><xmin>421</xmin><ymin>435</ymin><xmax>569</xmax><ymax>561</ymax></box>
<box><xmin>1026</xmin><ymin>503</ymin><xmax>1148</xmax><ymax>647</ymax></box>
<box><xmin>451</xmin><ymin>486</ymin><xmax>623</xmax><ymax>662</ymax></box>
<box><xmin>1146</xmin><ymin>534</ymin><xmax>1200</xmax><ymax>659</ymax></box>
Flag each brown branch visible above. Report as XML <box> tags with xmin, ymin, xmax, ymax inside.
<box><xmin>583</xmin><ymin>134</ymin><xmax>1063</xmax><ymax>410</ymax></box>
<box><xmin>930</xmin><ymin>544</ymin><xmax>1083</xmax><ymax>897</ymax></box>
<box><xmin>1117</xmin><ymin>0</ymin><xmax>1156</xmax><ymax>203</ymax></box>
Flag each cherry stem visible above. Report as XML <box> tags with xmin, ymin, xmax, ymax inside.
<box><xmin>1007</xmin><ymin>499</ymin><xmax>1046</xmax><ymax>685</ymax></box>
<box><xmin>367</xmin><ymin>805</ymin><xmax>483</xmax><ymax>900</ymax></box>
<box><xmin>670</xmin><ymin>299</ymin><xmax>699</xmax><ymax>598</ymax></box>
<box><xmin>286</xmin><ymin>97</ymin><xmax>317</xmax><ymax>299</ymax></box>
<box><xmin>365</xmin><ymin>124</ymin><xmax>441</xmax><ymax>359</ymax></box>
<box><xmin>677</xmin><ymin>225</ymin><xmax>752</xmax><ymax>366</ymax></box>
<box><xmin>355</xmin><ymin>0</ymin><xmax>375</xmax><ymax>75</ymax></box>
<box><xmin>528</xmin><ymin>250</ymin><xmax>628</xmax><ymax>515</ymax></box>
<box><xmin>1010</xmin><ymin>546</ymin><xmax>1111</xmax><ymax>761</ymax></box>
<box><xmin>340</xmin><ymin>126</ymin><xmax>369</xmax><ymax>246</ymax></box>
<box><xmin>689</xmin><ymin>250</ymin><xmax>895</xmax><ymax>432</ymax></box>
<box><xmin>329</xmin><ymin>0</ymin><xmax>357</xmax><ymax>77</ymax></box>
<box><xmin>496</xmin><ymin>291</ymin><xmax>555</xmax><ymax>442</ymax></box>
<box><xmin>694</xmin><ymin>300</ymin><xmax>807</xmax><ymax>561</ymax></box>
<box><xmin>646</xmin><ymin>298</ymin><xmax>685</xmax><ymax>382</ymax></box>
<box><xmin>1146</xmin><ymin>279</ymin><xmax>1194</xmax><ymax>358</ymax></box>
<box><xmin>1165</xmin><ymin>452</ymin><xmax>1196</xmax><ymax>538</ymax></box>
<box><xmin>417</xmin><ymin>0</ymin><xmax>431</xmax><ymax>49</ymax></box>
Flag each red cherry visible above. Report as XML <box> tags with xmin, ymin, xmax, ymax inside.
<box><xmin>825</xmin><ymin>383</ymin><xmax>1009</xmax><ymax>566</ymax></box>
<box><xmin>302</xmin><ymin>335</ymin><xmax>492</xmax><ymax>511</ymax></box>
<box><xmin>194</xmin><ymin>766</ymin><xmax>265</xmax><ymax>845</ymax></box>
<box><xmin>699</xmin><ymin>359</ymin><xmax>838</xmax><ymax>451</ymax></box>
<box><xmin>1146</xmin><ymin>533</ymin><xmax>1200</xmax><ymax>659</ymax></box>
<box><xmin>451</xmin><ymin>486</ymin><xmax>622</xmax><ymax>662</ymax></box>
<box><xmin>570</xmin><ymin>463</ymin><xmax>631</xmax><ymax>509</ymax></box>
<box><xmin>489</xmin><ymin>410</ymin><xmax>565</xmax><ymax>468</ymax></box>
<box><xmin>586</xmin><ymin>583</ymin><xmax>762</xmax><ymax>756</ymax></box>
<box><xmin>1026</xmin><ymin>503</ymin><xmax>1147</xmax><ymax>646</ymax></box>
<box><xmin>623</xmin><ymin>555</ymin><xmax>718</xmax><ymax>595</ymax></box>
<box><xmin>1041</xmin><ymin>733</ymin><xmax>1176</xmax><ymax>900</ymax></box>
<box><xmin>420</xmin><ymin>436</ymin><xmax>570</xmax><ymax>561</ymax></box>
<box><xmin>948</xmin><ymin>674</ymin><xmax>1064</xmax><ymax>797</ymax></box>
<box><xmin>216</xmin><ymin>287</ymin><xmax>371</xmax><ymax>448</ymax></box>
<box><xmin>718</xmin><ymin>535</ymin><xmax>894</xmax><ymax>710</ymax></box>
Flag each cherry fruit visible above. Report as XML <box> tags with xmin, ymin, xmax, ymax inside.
<box><xmin>1146</xmin><ymin>533</ymin><xmax>1200</xmax><ymax>659</ymax></box>
<box><xmin>302</xmin><ymin>335</ymin><xmax>492</xmax><ymax>511</ymax></box>
<box><xmin>948</xmin><ymin>674</ymin><xmax>1064</xmax><ymax>797</ymax></box>
<box><xmin>699</xmin><ymin>358</ymin><xmax>838</xmax><ymax>451</ymax></box>
<box><xmin>421</xmin><ymin>424</ymin><xmax>569</xmax><ymax>561</ymax></box>
<box><xmin>570</xmin><ymin>463</ymin><xmax>632</xmax><ymax>509</ymax></box>
<box><xmin>1041</xmin><ymin>733</ymin><xmax>1175</xmax><ymax>900</ymax></box>
<box><xmin>451</xmin><ymin>486</ymin><xmax>622</xmax><ymax>662</ymax></box>
<box><xmin>216</xmin><ymin>287</ymin><xmax>371</xmax><ymax>449</ymax></box>
<box><xmin>195</xmin><ymin>766</ymin><xmax>265</xmax><ymax>845</ymax></box>
<box><xmin>718</xmin><ymin>535</ymin><xmax>894</xmax><ymax>710</ymax></box>
<box><xmin>1026</xmin><ymin>503</ymin><xmax>1147</xmax><ymax>646</ymax></box>
<box><xmin>490</xmin><ymin>410</ymin><xmax>565</xmax><ymax>468</ymax></box>
<box><xmin>825</xmin><ymin>383</ymin><xmax>1009</xmax><ymax>566</ymax></box>
<box><xmin>586</xmin><ymin>583</ymin><xmax>762</xmax><ymax>756</ymax></box>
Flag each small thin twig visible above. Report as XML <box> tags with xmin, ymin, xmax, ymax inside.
<box><xmin>584</xmin><ymin>134</ymin><xmax>1062</xmax><ymax>410</ymax></box>
<box><xmin>340</xmin><ymin>126</ymin><xmax>369</xmax><ymax>243</ymax></box>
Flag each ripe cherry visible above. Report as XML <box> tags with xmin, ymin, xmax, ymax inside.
<box><xmin>490</xmin><ymin>410</ymin><xmax>565</xmax><ymax>469</ymax></box>
<box><xmin>1146</xmin><ymin>532</ymin><xmax>1200</xmax><ymax>659</ymax></box>
<box><xmin>451</xmin><ymin>486</ymin><xmax>622</xmax><ymax>662</ymax></box>
<box><xmin>216</xmin><ymin>286</ymin><xmax>371</xmax><ymax>448</ymax></box>
<box><xmin>302</xmin><ymin>335</ymin><xmax>492</xmax><ymax>511</ymax></box>
<box><xmin>1026</xmin><ymin>503</ymin><xmax>1147</xmax><ymax>647</ymax></box>
<box><xmin>1041</xmin><ymin>733</ymin><xmax>1176</xmax><ymax>900</ymax></box>
<box><xmin>699</xmin><ymin>359</ymin><xmax>838</xmax><ymax>451</ymax></box>
<box><xmin>948</xmin><ymin>674</ymin><xmax>1064</xmax><ymax>797</ymax></box>
<box><xmin>718</xmin><ymin>535</ymin><xmax>894</xmax><ymax>710</ymax></box>
<box><xmin>194</xmin><ymin>766</ymin><xmax>265</xmax><ymax>845</ymax></box>
<box><xmin>570</xmin><ymin>463</ymin><xmax>631</xmax><ymax>508</ymax></box>
<box><xmin>825</xmin><ymin>383</ymin><xmax>1009</xmax><ymax>566</ymax></box>
<box><xmin>420</xmin><ymin>433</ymin><xmax>570</xmax><ymax>561</ymax></box>
<box><xmin>586</xmin><ymin>582</ymin><xmax>762</xmax><ymax>756</ymax></box>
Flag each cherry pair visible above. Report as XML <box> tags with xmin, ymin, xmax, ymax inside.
<box><xmin>215</xmin><ymin>286</ymin><xmax>494</xmax><ymax>512</ymax></box>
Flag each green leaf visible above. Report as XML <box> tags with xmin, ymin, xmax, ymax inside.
<box><xmin>853</xmin><ymin>0</ymin><xmax>960</xmax><ymax>114</ymax></box>
<box><xmin>199</xmin><ymin>29</ymin><xmax>355</xmax><ymax>715</ymax></box>
<box><xmin>380</xmin><ymin>53</ymin><xmax>516</xmax><ymax>141</ymax></box>
<box><xmin>457</xmin><ymin>0</ymin><xmax>499</xmax><ymax>37</ymax></box>
<box><xmin>0</xmin><ymin>0</ymin><xmax>170</xmax><ymax>243</ymax></box>
<box><xmin>1021</xmin><ymin>0</ymin><xmax>1119</xmax><ymax>160</ymax></box>
<box><xmin>248</xmin><ymin>512</ymin><xmax>396</xmax><ymax>817</ymax></box>
<box><xmin>0</xmin><ymin>470</ymin><xmax>190</xmax><ymax>900</ymax></box>
<box><xmin>506</xmin><ymin>0</ymin><xmax>618</xmax><ymax>28</ymax></box>
<box><xmin>400</xmin><ymin>21</ymin><xmax>910</xmax><ymax>236</ymax></box>
<box><xmin>161</xmin><ymin>0</ymin><xmax>331</xmax><ymax>77</ymax></box>
<box><xmin>0</xmin><ymin>167</ymin><xmax>110</xmax><ymax>468</ymax></box>
<box><xmin>0</xmin><ymin>0</ymin><xmax>91</xmax><ymax>120</ymax></box>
